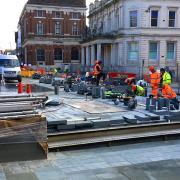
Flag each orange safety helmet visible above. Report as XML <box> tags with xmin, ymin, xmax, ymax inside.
<box><xmin>132</xmin><ymin>85</ymin><xmax>137</xmax><ymax>91</ymax></box>
<box><xmin>149</xmin><ymin>66</ymin><xmax>155</xmax><ymax>72</ymax></box>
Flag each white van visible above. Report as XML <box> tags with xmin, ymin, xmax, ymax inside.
<box><xmin>0</xmin><ymin>55</ymin><xmax>22</xmax><ymax>82</ymax></box>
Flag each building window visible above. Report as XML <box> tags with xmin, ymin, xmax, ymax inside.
<box><xmin>36</xmin><ymin>49</ymin><xmax>45</xmax><ymax>61</ymax></box>
<box><xmin>72</xmin><ymin>22</ymin><xmax>78</xmax><ymax>35</ymax></box>
<box><xmin>169</xmin><ymin>11</ymin><xmax>176</xmax><ymax>27</ymax></box>
<box><xmin>36</xmin><ymin>10</ymin><xmax>45</xmax><ymax>17</ymax></box>
<box><xmin>167</xmin><ymin>42</ymin><xmax>176</xmax><ymax>60</ymax></box>
<box><xmin>55</xmin><ymin>22</ymin><xmax>61</xmax><ymax>35</ymax></box>
<box><xmin>130</xmin><ymin>10</ymin><xmax>137</xmax><ymax>27</ymax></box>
<box><xmin>37</xmin><ymin>23</ymin><xmax>44</xmax><ymax>35</ymax></box>
<box><xmin>71</xmin><ymin>47</ymin><xmax>79</xmax><ymax>60</ymax></box>
<box><xmin>71</xmin><ymin>12</ymin><xmax>80</xmax><ymax>19</ymax></box>
<box><xmin>54</xmin><ymin>48</ymin><xmax>62</xmax><ymax>60</ymax></box>
<box><xmin>128</xmin><ymin>42</ymin><xmax>138</xmax><ymax>61</ymax></box>
<box><xmin>149</xmin><ymin>42</ymin><xmax>159</xmax><ymax>61</ymax></box>
<box><xmin>52</xmin><ymin>11</ymin><xmax>62</xmax><ymax>18</ymax></box>
<box><xmin>151</xmin><ymin>10</ymin><xmax>158</xmax><ymax>27</ymax></box>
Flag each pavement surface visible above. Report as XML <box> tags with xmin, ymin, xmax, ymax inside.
<box><xmin>1</xmin><ymin>140</ymin><xmax>180</xmax><ymax>180</ymax></box>
<box><xmin>0</xmin><ymin>79</ymin><xmax>180</xmax><ymax>179</ymax></box>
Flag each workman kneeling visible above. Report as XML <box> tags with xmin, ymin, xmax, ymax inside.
<box><xmin>132</xmin><ymin>85</ymin><xmax>145</xmax><ymax>96</ymax></box>
<box><xmin>162</xmin><ymin>84</ymin><xmax>179</xmax><ymax>110</ymax></box>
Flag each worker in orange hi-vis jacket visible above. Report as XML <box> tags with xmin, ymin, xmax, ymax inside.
<box><xmin>93</xmin><ymin>60</ymin><xmax>106</xmax><ymax>86</ymax></box>
<box><xmin>161</xmin><ymin>84</ymin><xmax>179</xmax><ymax>110</ymax></box>
<box><xmin>149</xmin><ymin>66</ymin><xmax>160</xmax><ymax>99</ymax></box>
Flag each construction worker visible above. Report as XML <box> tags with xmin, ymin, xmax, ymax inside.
<box><xmin>93</xmin><ymin>60</ymin><xmax>106</xmax><ymax>86</ymax></box>
<box><xmin>149</xmin><ymin>66</ymin><xmax>160</xmax><ymax>99</ymax></box>
<box><xmin>132</xmin><ymin>85</ymin><xmax>145</xmax><ymax>96</ymax></box>
<box><xmin>161</xmin><ymin>84</ymin><xmax>179</xmax><ymax>110</ymax></box>
<box><xmin>160</xmin><ymin>68</ymin><xmax>171</xmax><ymax>85</ymax></box>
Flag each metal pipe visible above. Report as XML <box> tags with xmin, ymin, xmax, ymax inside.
<box><xmin>0</xmin><ymin>96</ymin><xmax>48</xmax><ymax>103</ymax></box>
<box><xmin>0</xmin><ymin>94</ymin><xmax>30</xmax><ymax>99</ymax></box>
<box><xmin>0</xmin><ymin>105</ymin><xmax>34</xmax><ymax>113</ymax></box>
<box><xmin>0</xmin><ymin>111</ymin><xmax>38</xmax><ymax>117</ymax></box>
<box><xmin>0</xmin><ymin>114</ymin><xmax>40</xmax><ymax>120</ymax></box>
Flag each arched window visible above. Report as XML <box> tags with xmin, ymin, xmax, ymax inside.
<box><xmin>54</xmin><ymin>48</ymin><xmax>62</xmax><ymax>60</ymax></box>
<box><xmin>71</xmin><ymin>47</ymin><xmax>79</xmax><ymax>60</ymax></box>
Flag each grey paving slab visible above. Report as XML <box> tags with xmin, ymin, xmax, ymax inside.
<box><xmin>0</xmin><ymin>173</ymin><xmax>6</xmax><ymax>180</ymax></box>
<box><xmin>5</xmin><ymin>172</ymin><xmax>38</xmax><ymax>180</ymax></box>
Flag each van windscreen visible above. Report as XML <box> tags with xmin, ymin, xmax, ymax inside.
<box><xmin>0</xmin><ymin>59</ymin><xmax>20</xmax><ymax>67</ymax></box>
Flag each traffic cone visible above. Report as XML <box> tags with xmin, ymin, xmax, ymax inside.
<box><xmin>17</xmin><ymin>82</ymin><xmax>23</xmax><ymax>94</ymax></box>
<box><xmin>26</xmin><ymin>84</ymin><xmax>32</xmax><ymax>94</ymax></box>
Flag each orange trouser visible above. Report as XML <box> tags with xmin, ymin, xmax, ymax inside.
<box><xmin>151</xmin><ymin>86</ymin><xmax>159</xmax><ymax>98</ymax></box>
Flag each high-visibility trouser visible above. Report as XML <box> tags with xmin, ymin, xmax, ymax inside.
<box><xmin>151</xmin><ymin>86</ymin><xmax>159</xmax><ymax>98</ymax></box>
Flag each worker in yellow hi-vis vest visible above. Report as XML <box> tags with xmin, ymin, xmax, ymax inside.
<box><xmin>160</xmin><ymin>68</ymin><xmax>171</xmax><ymax>85</ymax></box>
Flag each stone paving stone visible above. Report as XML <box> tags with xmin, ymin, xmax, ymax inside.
<box><xmin>132</xmin><ymin>112</ymin><xmax>151</xmax><ymax>121</ymax></box>
<box><xmin>5</xmin><ymin>172</ymin><xmax>38</xmax><ymax>180</ymax></box>
<box><xmin>91</xmin><ymin>119</ymin><xmax>111</xmax><ymax>128</ymax></box>
<box><xmin>96</xmin><ymin>172</ymin><xmax>130</xmax><ymax>180</ymax></box>
<box><xmin>75</xmin><ymin>120</ymin><xmax>93</xmax><ymax>129</ymax></box>
<box><xmin>47</xmin><ymin>120</ymin><xmax>67</xmax><ymax>126</ymax></box>
<box><xmin>123</xmin><ymin>115</ymin><xmax>137</xmax><ymax>124</ymax></box>
<box><xmin>109</xmin><ymin>116</ymin><xmax>125</xmax><ymax>125</ymax></box>
<box><xmin>137</xmin><ymin>110</ymin><xmax>160</xmax><ymax>120</ymax></box>
<box><xmin>57</xmin><ymin>122</ymin><xmax>75</xmax><ymax>130</ymax></box>
<box><xmin>0</xmin><ymin>173</ymin><xmax>6</xmax><ymax>180</ymax></box>
<box><xmin>66</xmin><ymin>173</ymin><xmax>99</xmax><ymax>180</ymax></box>
<box><xmin>35</xmin><ymin>170</ymin><xmax>65</xmax><ymax>180</ymax></box>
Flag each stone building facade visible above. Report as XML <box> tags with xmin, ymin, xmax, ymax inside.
<box><xmin>82</xmin><ymin>0</ymin><xmax>180</xmax><ymax>79</ymax></box>
<box><xmin>17</xmin><ymin>0</ymin><xmax>86</xmax><ymax>71</ymax></box>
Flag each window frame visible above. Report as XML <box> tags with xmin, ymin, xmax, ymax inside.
<box><xmin>151</xmin><ymin>10</ymin><xmax>159</xmax><ymax>27</ymax></box>
<box><xmin>127</xmin><ymin>42</ymin><xmax>139</xmax><ymax>61</ymax></box>
<box><xmin>55</xmin><ymin>22</ymin><xmax>61</xmax><ymax>35</ymax></box>
<box><xmin>168</xmin><ymin>10</ymin><xmax>176</xmax><ymax>28</ymax></box>
<box><xmin>72</xmin><ymin>21</ymin><xmax>78</xmax><ymax>35</ymax></box>
<box><xmin>36</xmin><ymin>49</ymin><xmax>45</xmax><ymax>62</ymax></box>
<box><xmin>36</xmin><ymin>22</ymin><xmax>44</xmax><ymax>35</ymax></box>
<box><xmin>166</xmin><ymin>42</ymin><xmax>176</xmax><ymax>61</ymax></box>
<box><xmin>71</xmin><ymin>47</ymin><xmax>79</xmax><ymax>61</ymax></box>
<box><xmin>71</xmin><ymin>12</ymin><xmax>80</xmax><ymax>19</ymax></box>
<box><xmin>54</xmin><ymin>48</ymin><xmax>63</xmax><ymax>61</ymax></box>
<box><xmin>36</xmin><ymin>10</ymin><xmax>45</xmax><ymax>17</ymax></box>
<box><xmin>149</xmin><ymin>42</ymin><xmax>159</xmax><ymax>61</ymax></box>
<box><xmin>129</xmin><ymin>10</ymin><xmax>138</xmax><ymax>28</ymax></box>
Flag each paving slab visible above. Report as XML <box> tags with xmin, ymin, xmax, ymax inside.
<box><xmin>65</xmin><ymin>99</ymin><xmax>126</xmax><ymax>114</ymax></box>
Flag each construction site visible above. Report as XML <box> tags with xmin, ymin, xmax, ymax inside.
<box><xmin>0</xmin><ymin>67</ymin><xmax>180</xmax><ymax>180</ymax></box>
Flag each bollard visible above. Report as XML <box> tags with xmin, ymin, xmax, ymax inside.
<box><xmin>26</xmin><ymin>84</ymin><xmax>32</xmax><ymax>94</ymax></box>
<box><xmin>54</xmin><ymin>85</ymin><xmax>59</xmax><ymax>95</ymax></box>
<box><xmin>17</xmin><ymin>82</ymin><xmax>23</xmax><ymax>94</ymax></box>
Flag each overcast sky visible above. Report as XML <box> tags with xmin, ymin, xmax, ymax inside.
<box><xmin>0</xmin><ymin>0</ymin><xmax>94</xmax><ymax>50</ymax></box>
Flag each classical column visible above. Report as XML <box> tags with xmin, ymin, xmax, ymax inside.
<box><xmin>86</xmin><ymin>46</ymin><xmax>90</xmax><ymax>66</ymax></box>
<box><xmin>111</xmin><ymin>44</ymin><xmax>116</xmax><ymax>67</ymax></box>
<box><xmin>91</xmin><ymin>45</ymin><xmax>95</xmax><ymax>66</ymax></box>
<box><xmin>81</xmin><ymin>47</ymin><xmax>85</xmax><ymax>66</ymax></box>
<box><xmin>97</xmin><ymin>44</ymin><xmax>102</xmax><ymax>61</ymax></box>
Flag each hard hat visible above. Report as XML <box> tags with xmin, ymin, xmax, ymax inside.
<box><xmin>149</xmin><ymin>66</ymin><xmax>155</xmax><ymax>72</ymax></box>
<box><xmin>132</xmin><ymin>85</ymin><xmax>137</xmax><ymax>91</ymax></box>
